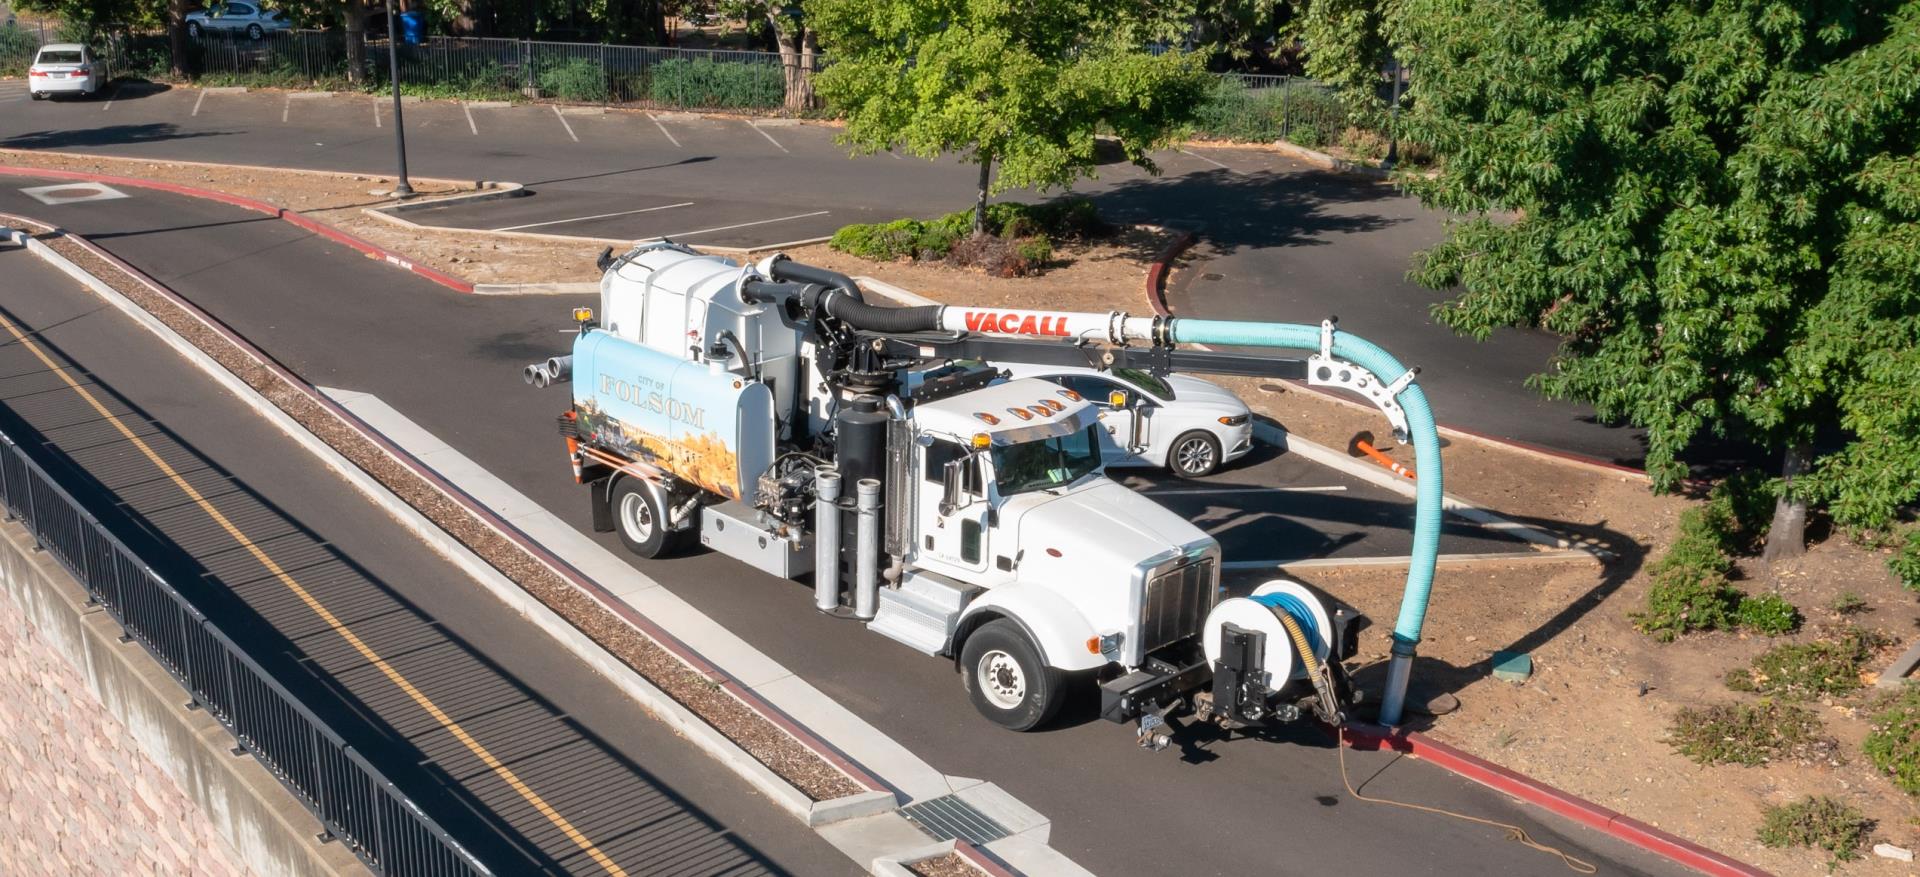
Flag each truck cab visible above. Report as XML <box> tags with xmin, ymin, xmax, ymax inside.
<box><xmin>871</xmin><ymin>378</ymin><xmax>1222</xmax><ymax>729</ymax></box>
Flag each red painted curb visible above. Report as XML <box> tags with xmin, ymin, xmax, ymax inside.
<box><xmin>22</xmin><ymin>220</ymin><xmax>891</xmax><ymax>799</ymax></box>
<box><xmin>954</xmin><ymin>840</ymin><xmax>1020</xmax><ymax>877</ymax></box>
<box><xmin>0</xmin><ymin>165</ymin><xmax>477</xmax><ymax>294</ymax></box>
<box><xmin>1142</xmin><ymin>228</ymin><xmax>1196</xmax><ymax>318</ymax></box>
<box><xmin>1343</xmin><ymin>724</ymin><xmax>1770</xmax><ymax>876</ymax></box>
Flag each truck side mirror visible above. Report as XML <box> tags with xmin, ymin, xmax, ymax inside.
<box><xmin>1107</xmin><ymin>389</ymin><xmax>1129</xmax><ymax>409</ymax></box>
<box><xmin>939</xmin><ymin>458</ymin><xmax>970</xmax><ymax>516</ymax></box>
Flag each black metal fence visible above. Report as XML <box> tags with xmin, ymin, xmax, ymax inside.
<box><xmin>0</xmin><ymin>429</ymin><xmax>491</xmax><ymax>877</ymax></box>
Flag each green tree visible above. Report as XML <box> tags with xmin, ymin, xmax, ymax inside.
<box><xmin>1395</xmin><ymin>1</ymin><xmax>1920</xmax><ymax>557</ymax></box>
<box><xmin>718</xmin><ymin>1</ymin><xmax>818</xmax><ymax>112</ymax></box>
<box><xmin>810</xmin><ymin>0</ymin><xmax>1212</xmax><ymax>235</ymax></box>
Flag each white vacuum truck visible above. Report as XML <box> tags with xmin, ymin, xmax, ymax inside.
<box><xmin>528</xmin><ymin>242</ymin><xmax>1363</xmax><ymax>741</ymax></box>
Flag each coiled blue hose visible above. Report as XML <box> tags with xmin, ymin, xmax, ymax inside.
<box><xmin>1171</xmin><ymin>319</ymin><xmax>1440</xmax><ymax>725</ymax></box>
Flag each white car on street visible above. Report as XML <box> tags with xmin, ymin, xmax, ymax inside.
<box><xmin>1000</xmin><ymin>364</ymin><xmax>1254</xmax><ymax>477</ymax></box>
<box><xmin>186</xmin><ymin>2</ymin><xmax>292</xmax><ymax>39</ymax></box>
<box><xmin>27</xmin><ymin>44</ymin><xmax>109</xmax><ymax>100</ymax></box>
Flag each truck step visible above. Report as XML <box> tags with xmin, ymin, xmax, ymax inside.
<box><xmin>866</xmin><ymin>572</ymin><xmax>978</xmax><ymax>656</ymax></box>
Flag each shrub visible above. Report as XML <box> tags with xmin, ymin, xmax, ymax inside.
<box><xmin>1862</xmin><ymin>687</ymin><xmax>1920</xmax><ymax>795</ymax></box>
<box><xmin>0</xmin><ymin>25</ymin><xmax>39</xmax><ymax>78</ymax></box>
<box><xmin>1634</xmin><ymin>500</ymin><xmax>1751</xmax><ymax>641</ymax></box>
<box><xmin>1192</xmin><ymin>77</ymin><xmax>1286</xmax><ymax>142</ymax></box>
<box><xmin>648</xmin><ymin>57</ymin><xmax>782</xmax><ymax>110</ymax></box>
<box><xmin>1756</xmin><ymin>796</ymin><xmax>1872</xmax><ymax>863</ymax></box>
<box><xmin>1668</xmin><ymin>701</ymin><xmax>1833</xmax><ymax>766</ymax></box>
<box><xmin>1890</xmin><ymin>528</ymin><xmax>1920</xmax><ymax>594</ymax></box>
<box><xmin>539</xmin><ymin>57</ymin><xmax>608</xmax><ymax>103</ymax></box>
<box><xmin>1013</xmin><ymin>236</ymin><xmax>1053</xmax><ymax>266</ymax></box>
<box><xmin>947</xmin><ymin>234</ymin><xmax>1046</xmax><ymax>277</ymax></box>
<box><xmin>1725</xmin><ymin>628</ymin><xmax>1887</xmax><ymax>699</ymax></box>
<box><xmin>1735</xmin><ymin>593</ymin><xmax>1802</xmax><ymax>636</ymax></box>
<box><xmin>1828</xmin><ymin>592</ymin><xmax>1868</xmax><ymax>615</ymax></box>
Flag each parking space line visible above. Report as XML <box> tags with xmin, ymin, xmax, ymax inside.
<box><xmin>645</xmin><ymin>210</ymin><xmax>829</xmax><ymax>241</ymax></box>
<box><xmin>551</xmin><ymin>104</ymin><xmax>578</xmax><ymax>142</ymax></box>
<box><xmin>282</xmin><ymin>93</ymin><xmax>291</xmax><ymax>123</ymax></box>
<box><xmin>463</xmin><ymin>101</ymin><xmax>478</xmax><ymax>135</ymax></box>
<box><xmin>748</xmin><ymin>121</ymin><xmax>789</xmax><ymax>153</ymax></box>
<box><xmin>492</xmin><ymin>201</ymin><xmax>694</xmax><ymax>232</ymax></box>
<box><xmin>1178</xmin><ymin>147</ymin><xmax>1236</xmax><ymax>172</ymax></box>
<box><xmin>191</xmin><ymin>88</ymin><xmax>207</xmax><ymax>116</ymax></box>
<box><xmin>101</xmin><ymin>87</ymin><xmax>115</xmax><ymax>111</ymax></box>
<box><xmin>372</xmin><ymin>97</ymin><xmax>380</xmax><ymax>128</ymax></box>
<box><xmin>645</xmin><ymin>112</ymin><xmax>682</xmax><ymax>148</ymax></box>
<box><xmin>1139</xmin><ymin>485</ymin><xmax>1349</xmax><ymax>495</ymax></box>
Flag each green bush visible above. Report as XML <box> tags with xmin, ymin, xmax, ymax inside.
<box><xmin>539</xmin><ymin>57</ymin><xmax>608</xmax><ymax>103</ymax></box>
<box><xmin>1668</xmin><ymin>700</ymin><xmax>1832</xmax><ymax>766</ymax></box>
<box><xmin>1756</xmin><ymin>796</ymin><xmax>1872</xmax><ymax>863</ymax></box>
<box><xmin>1634</xmin><ymin>497</ymin><xmax>1765</xmax><ymax>642</ymax></box>
<box><xmin>1725</xmin><ymin>628</ymin><xmax>1887</xmax><ymax>699</ymax></box>
<box><xmin>1735</xmin><ymin>593</ymin><xmax>1802</xmax><ymax>636</ymax></box>
<box><xmin>648</xmin><ymin>57</ymin><xmax>782</xmax><ymax>110</ymax></box>
<box><xmin>1890</xmin><ymin>528</ymin><xmax>1920</xmax><ymax>594</ymax></box>
<box><xmin>1863</xmin><ymin>687</ymin><xmax>1920</xmax><ymax>795</ymax></box>
<box><xmin>1828</xmin><ymin>592</ymin><xmax>1869</xmax><ymax>615</ymax></box>
<box><xmin>1013</xmin><ymin>236</ymin><xmax>1053</xmax><ymax>266</ymax></box>
<box><xmin>1192</xmin><ymin>77</ymin><xmax>1287</xmax><ymax>142</ymax></box>
<box><xmin>829</xmin><ymin>198</ymin><xmax>1107</xmax><ymax>272</ymax></box>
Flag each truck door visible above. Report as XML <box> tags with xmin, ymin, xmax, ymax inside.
<box><xmin>917</xmin><ymin>438</ymin><xmax>989</xmax><ymax>573</ymax></box>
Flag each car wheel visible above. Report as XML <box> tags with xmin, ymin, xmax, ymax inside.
<box><xmin>960</xmin><ymin>619</ymin><xmax>1065</xmax><ymax>731</ymax></box>
<box><xmin>187</xmin><ymin>21</ymin><xmax>203</xmax><ymax>37</ymax></box>
<box><xmin>30</xmin><ymin>91</ymin><xmax>46</xmax><ymax>101</ymax></box>
<box><xmin>246</xmin><ymin>23</ymin><xmax>263</xmax><ymax>39</ymax></box>
<box><xmin>1168</xmin><ymin>430</ymin><xmax>1223</xmax><ymax>478</ymax></box>
<box><xmin>610</xmin><ymin>478</ymin><xmax>687</xmax><ymax>558</ymax></box>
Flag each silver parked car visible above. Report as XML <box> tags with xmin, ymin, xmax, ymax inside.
<box><xmin>185</xmin><ymin>2</ymin><xmax>292</xmax><ymax>39</ymax></box>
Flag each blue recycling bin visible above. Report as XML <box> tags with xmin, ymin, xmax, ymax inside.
<box><xmin>398</xmin><ymin>10</ymin><xmax>425</xmax><ymax>45</ymax></box>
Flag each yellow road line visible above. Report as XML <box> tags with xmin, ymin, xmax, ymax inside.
<box><xmin>0</xmin><ymin>314</ymin><xmax>629</xmax><ymax>877</ymax></box>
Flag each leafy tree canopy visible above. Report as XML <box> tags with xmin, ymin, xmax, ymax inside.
<box><xmin>810</xmin><ymin>0</ymin><xmax>1211</xmax><ymax>231</ymax></box>
<box><xmin>1393</xmin><ymin>0</ymin><xmax>1920</xmax><ymax>532</ymax></box>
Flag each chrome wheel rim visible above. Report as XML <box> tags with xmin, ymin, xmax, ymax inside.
<box><xmin>977</xmin><ymin>650</ymin><xmax>1026</xmax><ymax>710</ymax></box>
<box><xmin>618</xmin><ymin>492</ymin><xmax>655</xmax><ymax>542</ymax></box>
<box><xmin>1176</xmin><ymin>437</ymin><xmax>1216</xmax><ymax>474</ymax></box>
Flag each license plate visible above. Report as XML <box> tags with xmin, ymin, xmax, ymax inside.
<box><xmin>51</xmin><ymin>72</ymin><xmax>67</xmax><ymax>78</ymax></box>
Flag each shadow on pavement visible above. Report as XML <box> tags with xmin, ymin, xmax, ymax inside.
<box><xmin>1089</xmin><ymin>167</ymin><xmax>1407</xmax><ymax>254</ymax></box>
<box><xmin>3</xmin><ymin>122</ymin><xmax>225</xmax><ymax>149</ymax></box>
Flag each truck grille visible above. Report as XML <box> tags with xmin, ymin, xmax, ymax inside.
<box><xmin>1138</xmin><ymin>558</ymin><xmax>1216</xmax><ymax>656</ymax></box>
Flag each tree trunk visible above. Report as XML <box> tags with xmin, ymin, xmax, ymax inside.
<box><xmin>169</xmin><ymin>0</ymin><xmax>189</xmax><ymax>78</ymax></box>
<box><xmin>973</xmin><ymin>156</ymin><xmax>992</xmax><ymax>237</ymax></box>
<box><xmin>345</xmin><ymin>0</ymin><xmax>368</xmax><ymax>86</ymax></box>
<box><xmin>768</xmin><ymin>15</ymin><xmax>815</xmax><ymax>114</ymax></box>
<box><xmin>1762</xmin><ymin>443</ymin><xmax>1812</xmax><ymax>562</ymax></box>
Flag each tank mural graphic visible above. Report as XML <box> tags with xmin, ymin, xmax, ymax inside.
<box><xmin>572</xmin><ymin>330</ymin><xmax>774</xmax><ymax>502</ymax></box>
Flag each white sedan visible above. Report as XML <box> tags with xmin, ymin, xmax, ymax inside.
<box><xmin>186</xmin><ymin>2</ymin><xmax>292</xmax><ymax>39</ymax></box>
<box><xmin>1000</xmin><ymin>364</ymin><xmax>1254</xmax><ymax>477</ymax></box>
<box><xmin>27</xmin><ymin>44</ymin><xmax>109</xmax><ymax>100</ymax></box>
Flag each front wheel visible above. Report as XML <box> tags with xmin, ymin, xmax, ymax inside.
<box><xmin>610</xmin><ymin>479</ymin><xmax>688</xmax><ymax>559</ymax></box>
<box><xmin>246</xmin><ymin>23</ymin><xmax>263</xmax><ymax>39</ymax></box>
<box><xmin>1168</xmin><ymin>430</ymin><xmax>1222</xmax><ymax>478</ymax></box>
<box><xmin>960</xmin><ymin>620</ymin><xmax>1065</xmax><ymax>731</ymax></box>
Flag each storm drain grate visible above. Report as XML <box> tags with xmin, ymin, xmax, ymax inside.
<box><xmin>899</xmin><ymin>794</ymin><xmax>1012</xmax><ymax>845</ymax></box>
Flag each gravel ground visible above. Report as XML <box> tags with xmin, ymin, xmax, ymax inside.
<box><xmin>906</xmin><ymin>853</ymin><xmax>983</xmax><ymax>877</ymax></box>
<box><xmin>3</xmin><ymin>218</ymin><xmax>864</xmax><ymax>802</ymax></box>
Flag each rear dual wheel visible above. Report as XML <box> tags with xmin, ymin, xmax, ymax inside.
<box><xmin>611</xmin><ymin>479</ymin><xmax>692</xmax><ymax>558</ymax></box>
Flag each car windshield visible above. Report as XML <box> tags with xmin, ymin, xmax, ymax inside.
<box><xmin>37</xmin><ymin>50</ymin><xmax>83</xmax><ymax>64</ymax></box>
<box><xmin>990</xmin><ymin>426</ymin><xmax>1101</xmax><ymax>495</ymax></box>
<box><xmin>1113</xmin><ymin>368</ymin><xmax>1174</xmax><ymax>400</ymax></box>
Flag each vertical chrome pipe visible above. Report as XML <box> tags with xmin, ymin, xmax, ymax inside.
<box><xmin>814</xmin><ymin>468</ymin><xmax>841</xmax><ymax>613</ymax></box>
<box><xmin>854</xmin><ymin>478</ymin><xmax>882</xmax><ymax>621</ymax></box>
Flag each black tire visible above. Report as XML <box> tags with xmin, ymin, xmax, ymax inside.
<box><xmin>1168</xmin><ymin>430</ymin><xmax>1222</xmax><ymax>478</ymax></box>
<box><xmin>246</xmin><ymin>23</ymin><xmax>263</xmax><ymax>39</ymax></box>
<box><xmin>30</xmin><ymin>92</ymin><xmax>46</xmax><ymax>101</ymax></box>
<box><xmin>959</xmin><ymin>619</ymin><xmax>1065</xmax><ymax>731</ymax></box>
<box><xmin>609</xmin><ymin>479</ymin><xmax>686</xmax><ymax>559</ymax></box>
<box><xmin>187</xmin><ymin>21</ymin><xmax>203</xmax><ymax>37</ymax></box>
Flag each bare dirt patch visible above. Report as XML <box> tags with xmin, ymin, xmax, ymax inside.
<box><xmin>905</xmin><ymin>853</ymin><xmax>986</xmax><ymax>877</ymax></box>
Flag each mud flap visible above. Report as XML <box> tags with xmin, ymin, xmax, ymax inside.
<box><xmin>589</xmin><ymin>477</ymin><xmax>615</xmax><ymax>532</ymax></box>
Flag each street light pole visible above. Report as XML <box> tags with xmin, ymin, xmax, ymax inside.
<box><xmin>383</xmin><ymin>0</ymin><xmax>412</xmax><ymax>196</ymax></box>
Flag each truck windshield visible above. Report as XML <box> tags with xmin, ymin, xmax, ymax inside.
<box><xmin>991</xmin><ymin>426</ymin><xmax>1101</xmax><ymax>495</ymax></box>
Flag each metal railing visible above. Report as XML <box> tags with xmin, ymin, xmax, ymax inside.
<box><xmin>0</xmin><ymin>21</ymin><xmax>52</xmax><ymax>77</ymax></box>
<box><xmin>0</xmin><ymin>428</ymin><xmax>491</xmax><ymax>877</ymax></box>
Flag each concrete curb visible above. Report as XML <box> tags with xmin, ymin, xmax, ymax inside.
<box><xmin>0</xmin><ymin>164</ymin><xmax>476</xmax><ymax>293</ymax></box>
<box><xmin>0</xmin><ymin>510</ymin><xmax>368</xmax><ymax>877</ymax></box>
<box><xmin>360</xmin><ymin>203</ymin><xmax>834</xmax><ymax>262</ymax></box>
<box><xmin>1142</xmin><ymin>223</ymin><xmax>1653</xmax><ymax>481</ymax></box>
<box><xmin>1268</xmin><ymin>139</ymin><xmax>1391</xmax><ymax>180</ymax></box>
<box><xmin>1343</xmin><ymin>724</ymin><xmax>1770</xmax><ymax>877</ymax></box>
<box><xmin>472</xmin><ymin>280</ymin><xmax>600</xmax><ymax>295</ymax></box>
<box><xmin>377</xmin><ymin>180</ymin><xmax>528</xmax><ymax>214</ymax></box>
<box><xmin>0</xmin><ymin>149</ymin><xmax>487</xmax><ymax>190</ymax></box>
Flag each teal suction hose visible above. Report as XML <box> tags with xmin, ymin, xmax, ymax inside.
<box><xmin>1170</xmin><ymin>319</ymin><xmax>1440</xmax><ymax>726</ymax></box>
